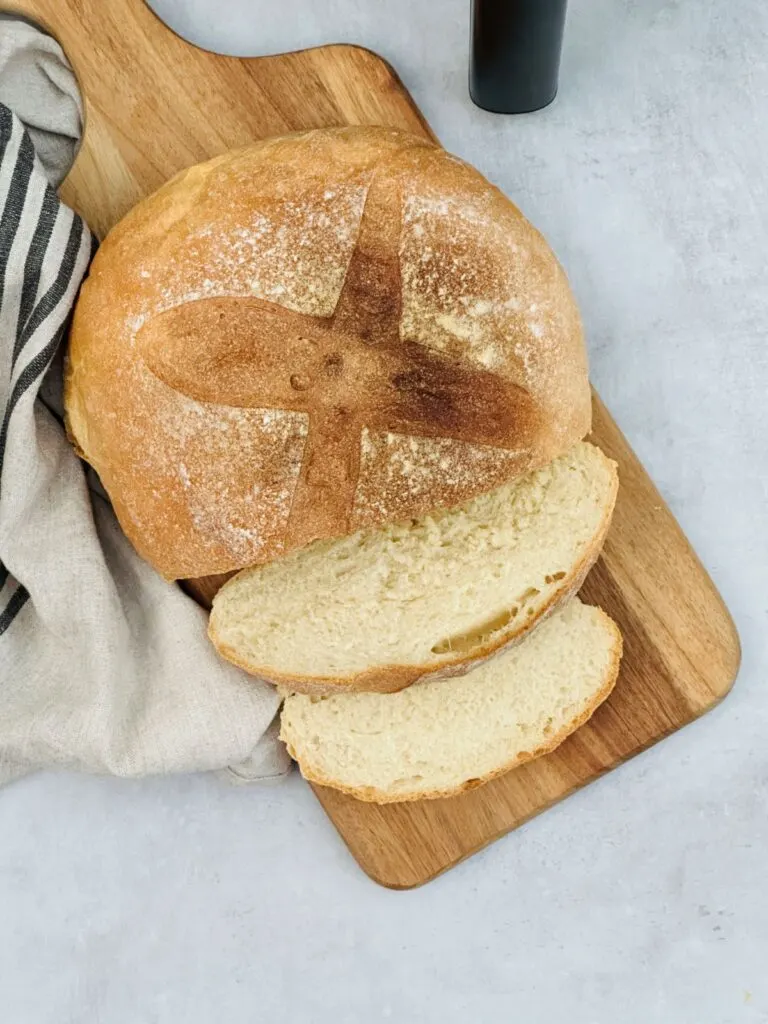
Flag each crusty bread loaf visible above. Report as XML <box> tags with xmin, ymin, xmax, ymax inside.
<box><xmin>209</xmin><ymin>441</ymin><xmax>617</xmax><ymax>693</ymax></box>
<box><xmin>279</xmin><ymin>599</ymin><xmax>622</xmax><ymax>803</ymax></box>
<box><xmin>65</xmin><ymin>126</ymin><xmax>590</xmax><ymax>580</ymax></box>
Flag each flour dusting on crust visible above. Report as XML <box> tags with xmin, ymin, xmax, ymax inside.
<box><xmin>353</xmin><ymin>429</ymin><xmax>531</xmax><ymax>527</ymax></box>
<box><xmin>65</xmin><ymin>128</ymin><xmax>589</xmax><ymax>579</ymax></box>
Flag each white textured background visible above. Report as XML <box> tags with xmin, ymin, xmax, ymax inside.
<box><xmin>2</xmin><ymin>1</ymin><xmax>767</xmax><ymax>1021</ymax></box>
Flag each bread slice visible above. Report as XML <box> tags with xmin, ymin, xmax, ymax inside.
<box><xmin>279</xmin><ymin>599</ymin><xmax>622</xmax><ymax>803</ymax></box>
<box><xmin>209</xmin><ymin>441</ymin><xmax>618</xmax><ymax>694</ymax></box>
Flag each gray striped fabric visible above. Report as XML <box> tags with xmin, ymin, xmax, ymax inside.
<box><xmin>0</xmin><ymin>28</ymin><xmax>287</xmax><ymax>785</ymax></box>
<box><xmin>0</xmin><ymin>104</ymin><xmax>91</xmax><ymax>642</ymax></box>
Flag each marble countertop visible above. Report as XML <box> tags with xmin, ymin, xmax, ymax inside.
<box><xmin>2</xmin><ymin>2</ymin><xmax>766</xmax><ymax>1021</ymax></box>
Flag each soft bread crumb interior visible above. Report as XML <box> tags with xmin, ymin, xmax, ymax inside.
<box><xmin>280</xmin><ymin>600</ymin><xmax>621</xmax><ymax>800</ymax></box>
<box><xmin>210</xmin><ymin>442</ymin><xmax>616</xmax><ymax>679</ymax></box>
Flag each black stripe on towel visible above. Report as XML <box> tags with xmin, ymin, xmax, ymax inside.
<box><xmin>16</xmin><ymin>184</ymin><xmax>60</xmax><ymax>337</ymax></box>
<box><xmin>0</xmin><ymin>104</ymin><xmax>13</xmax><ymax>160</ymax></box>
<box><xmin>0</xmin><ymin>584</ymin><xmax>30</xmax><ymax>636</ymax></box>
<box><xmin>12</xmin><ymin>213</ymin><xmax>82</xmax><ymax>366</ymax></box>
<box><xmin>0</xmin><ymin>323</ymin><xmax>67</xmax><ymax>484</ymax></box>
<box><xmin>0</xmin><ymin>128</ymin><xmax>35</xmax><ymax>319</ymax></box>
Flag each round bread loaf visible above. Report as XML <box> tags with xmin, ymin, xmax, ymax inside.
<box><xmin>65</xmin><ymin>127</ymin><xmax>590</xmax><ymax>580</ymax></box>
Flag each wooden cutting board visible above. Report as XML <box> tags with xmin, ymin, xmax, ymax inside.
<box><xmin>9</xmin><ymin>0</ymin><xmax>740</xmax><ymax>888</ymax></box>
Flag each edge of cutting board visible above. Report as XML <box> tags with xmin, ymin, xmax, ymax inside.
<box><xmin>138</xmin><ymin>2</ymin><xmax>436</xmax><ymax>146</ymax></box>
<box><xmin>3</xmin><ymin>0</ymin><xmax>741</xmax><ymax>889</ymax></box>
<box><xmin>3</xmin><ymin>0</ymin><xmax>438</xmax><ymax>239</ymax></box>
<box><xmin>320</xmin><ymin>663</ymin><xmax>741</xmax><ymax>891</ymax></box>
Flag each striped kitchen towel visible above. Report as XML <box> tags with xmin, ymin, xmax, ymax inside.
<box><xmin>0</xmin><ymin>18</ymin><xmax>289</xmax><ymax>785</ymax></box>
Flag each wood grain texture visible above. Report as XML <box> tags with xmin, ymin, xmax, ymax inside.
<box><xmin>7</xmin><ymin>0</ymin><xmax>740</xmax><ymax>888</ymax></box>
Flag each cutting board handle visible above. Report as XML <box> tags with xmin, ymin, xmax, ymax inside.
<box><xmin>2</xmin><ymin>0</ymin><xmax>431</xmax><ymax>236</ymax></box>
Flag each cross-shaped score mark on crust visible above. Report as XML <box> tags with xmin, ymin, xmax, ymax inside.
<box><xmin>138</xmin><ymin>164</ymin><xmax>537</xmax><ymax>551</ymax></box>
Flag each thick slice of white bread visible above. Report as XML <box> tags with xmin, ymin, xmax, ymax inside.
<box><xmin>280</xmin><ymin>599</ymin><xmax>622</xmax><ymax>803</ymax></box>
<box><xmin>210</xmin><ymin>441</ymin><xmax>618</xmax><ymax>694</ymax></box>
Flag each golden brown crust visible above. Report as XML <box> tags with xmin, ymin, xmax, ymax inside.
<box><xmin>208</xmin><ymin>459</ymin><xmax>618</xmax><ymax>693</ymax></box>
<box><xmin>65</xmin><ymin>127</ymin><xmax>590</xmax><ymax>580</ymax></box>
<box><xmin>282</xmin><ymin>609</ymin><xmax>623</xmax><ymax>803</ymax></box>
